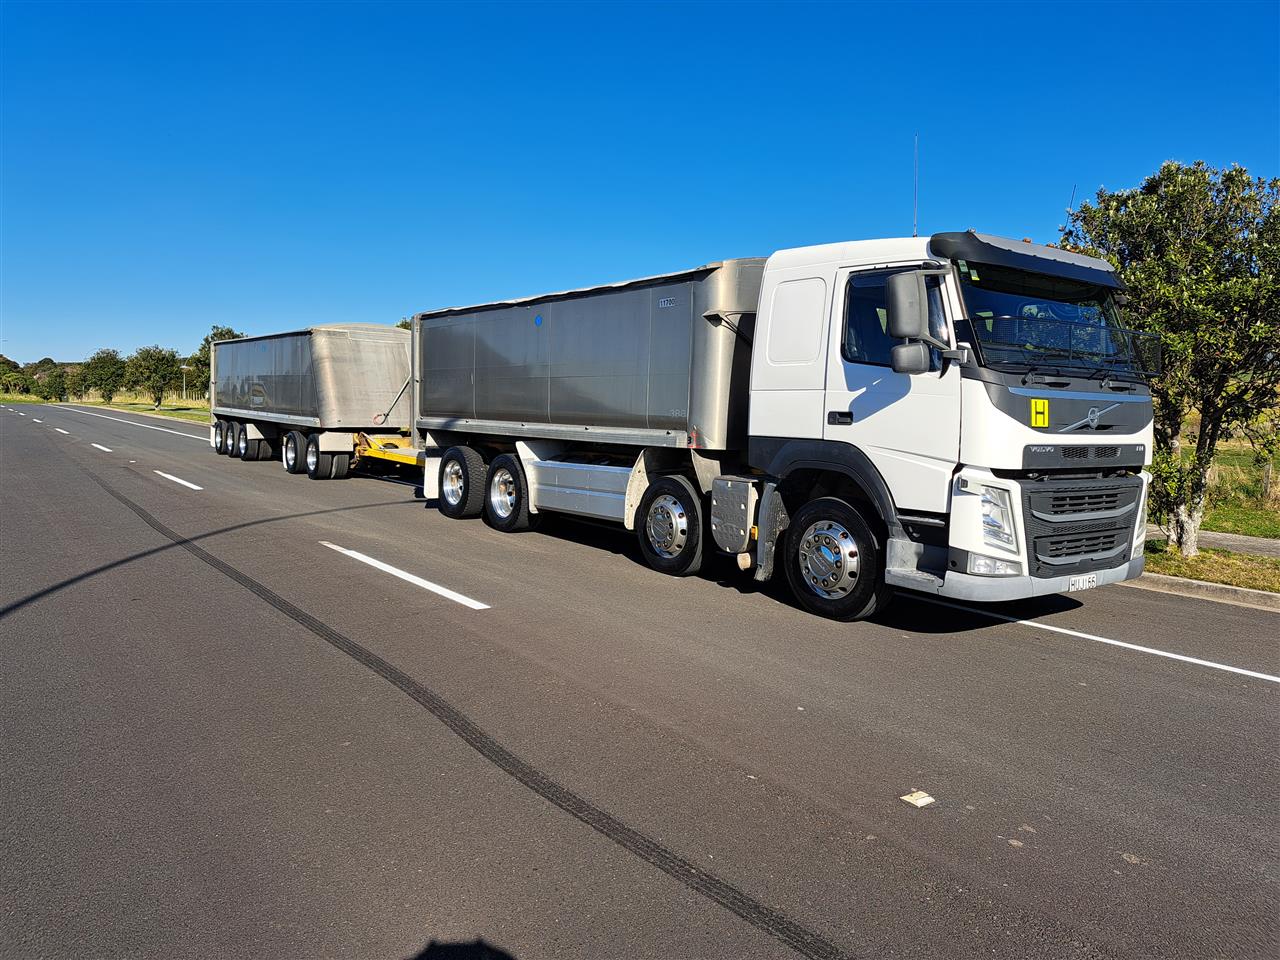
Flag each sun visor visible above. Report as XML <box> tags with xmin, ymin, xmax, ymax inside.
<box><xmin>929</xmin><ymin>231</ymin><xmax>1123</xmax><ymax>289</ymax></box>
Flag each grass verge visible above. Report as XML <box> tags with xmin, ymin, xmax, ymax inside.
<box><xmin>1202</xmin><ymin>502</ymin><xmax>1280</xmax><ymax>539</ymax></box>
<box><xmin>1144</xmin><ymin>540</ymin><xmax>1280</xmax><ymax>593</ymax></box>
<box><xmin>1</xmin><ymin>394</ymin><xmax>47</xmax><ymax>404</ymax></box>
<box><xmin>74</xmin><ymin>400</ymin><xmax>210</xmax><ymax>424</ymax></box>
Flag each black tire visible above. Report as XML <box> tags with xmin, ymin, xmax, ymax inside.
<box><xmin>330</xmin><ymin>452</ymin><xmax>350</xmax><ymax>480</ymax></box>
<box><xmin>255</xmin><ymin>436</ymin><xmax>278</xmax><ymax>462</ymax></box>
<box><xmin>483</xmin><ymin>453</ymin><xmax>535</xmax><ymax>532</ymax></box>
<box><xmin>224</xmin><ymin>422</ymin><xmax>242</xmax><ymax>457</ymax></box>
<box><xmin>213</xmin><ymin>420</ymin><xmax>227</xmax><ymax>454</ymax></box>
<box><xmin>783</xmin><ymin>497</ymin><xmax>892</xmax><ymax>621</ymax></box>
<box><xmin>636</xmin><ymin>475</ymin><xmax>704</xmax><ymax>576</ymax></box>
<box><xmin>437</xmin><ymin>446</ymin><xmax>486</xmax><ymax>519</ymax></box>
<box><xmin>305</xmin><ymin>434</ymin><xmax>332</xmax><ymax>480</ymax></box>
<box><xmin>283</xmin><ymin>431</ymin><xmax>307</xmax><ymax>474</ymax></box>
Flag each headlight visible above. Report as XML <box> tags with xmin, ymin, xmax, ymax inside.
<box><xmin>1132</xmin><ymin>486</ymin><xmax>1148</xmax><ymax>557</ymax></box>
<box><xmin>968</xmin><ymin>553</ymin><xmax>1022</xmax><ymax>576</ymax></box>
<box><xmin>980</xmin><ymin>485</ymin><xmax>1016</xmax><ymax>549</ymax></box>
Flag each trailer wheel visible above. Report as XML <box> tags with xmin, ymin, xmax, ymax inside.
<box><xmin>484</xmin><ymin>454</ymin><xmax>536</xmax><ymax>532</ymax></box>
<box><xmin>783</xmin><ymin>497</ymin><xmax>892</xmax><ymax>622</ymax></box>
<box><xmin>256</xmin><ymin>436</ymin><xmax>278</xmax><ymax>462</ymax></box>
<box><xmin>330</xmin><ymin>452</ymin><xmax>350</xmax><ymax>480</ymax></box>
<box><xmin>437</xmin><ymin>446</ymin><xmax>485</xmax><ymax>519</ymax></box>
<box><xmin>305</xmin><ymin>434</ymin><xmax>332</xmax><ymax>480</ymax></box>
<box><xmin>237</xmin><ymin>425</ymin><xmax>263</xmax><ymax>461</ymax></box>
<box><xmin>637</xmin><ymin>475</ymin><xmax>704</xmax><ymax>576</ymax></box>
<box><xmin>224</xmin><ymin>422</ymin><xmax>242</xmax><ymax>457</ymax></box>
<box><xmin>213</xmin><ymin>420</ymin><xmax>227</xmax><ymax>454</ymax></box>
<box><xmin>283</xmin><ymin>431</ymin><xmax>307</xmax><ymax>474</ymax></box>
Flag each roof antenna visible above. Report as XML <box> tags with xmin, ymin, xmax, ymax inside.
<box><xmin>1067</xmin><ymin>183</ymin><xmax>1077</xmax><ymax>214</ymax></box>
<box><xmin>912</xmin><ymin>133</ymin><xmax>919</xmax><ymax>238</ymax></box>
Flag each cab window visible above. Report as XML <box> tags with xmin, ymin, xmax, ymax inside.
<box><xmin>842</xmin><ymin>268</ymin><xmax>946</xmax><ymax>368</ymax></box>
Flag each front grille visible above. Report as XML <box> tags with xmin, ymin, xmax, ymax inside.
<box><xmin>1094</xmin><ymin>446</ymin><xmax>1119</xmax><ymax>459</ymax></box>
<box><xmin>1041</xmin><ymin>488</ymin><xmax>1124</xmax><ymax>517</ymax></box>
<box><xmin>1040</xmin><ymin>531</ymin><xmax>1123</xmax><ymax>559</ymax></box>
<box><xmin>1063</xmin><ymin>446</ymin><xmax>1089</xmax><ymax>460</ymax></box>
<box><xmin>1021</xmin><ymin>476</ymin><xmax>1142</xmax><ymax>577</ymax></box>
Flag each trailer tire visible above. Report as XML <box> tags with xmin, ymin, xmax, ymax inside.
<box><xmin>283</xmin><ymin>431</ymin><xmax>307</xmax><ymax>474</ymax></box>
<box><xmin>223</xmin><ymin>422</ymin><xmax>241</xmax><ymax>458</ymax></box>
<box><xmin>330</xmin><ymin>452</ymin><xmax>350</xmax><ymax>480</ymax></box>
<box><xmin>305</xmin><ymin>434</ymin><xmax>332</xmax><ymax>480</ymax></box>
<box><xmin>237</xmin><ymin>425</ymin><xmax>262</xmax><ymax>461</ymax></box>
<box><xmin>213</xmin><ymin>420</ymin><xmax>227</xmax><ymax>454</ymax></box>
<box><xmin>256</xmin><ymin>436</ymin><xmax>278</xmax><ymax>462</ymax></box>
<box><xmin>437</xmin><ymin>446</ymin><xmax>485</xmax><ymax>519</ymax></box>
<box><xmin>783</xmin><ymin>497</ymin><xmax>892</xmax><ymax>622</ymax></box>
<box><xmin>636</xmin><ymin>475</ymin><xmax>704</xmax><ymax>577</ymax></box>
<box><xmin>483</xmin><ymin>453</ymin><xmax>535</xmax><ymax>532</ymax></box>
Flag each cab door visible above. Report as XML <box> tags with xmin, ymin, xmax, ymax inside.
<box><xmin>823</xmin><ymin>264</ymin><xmax>961</xmax><ymax>514</ymax></box>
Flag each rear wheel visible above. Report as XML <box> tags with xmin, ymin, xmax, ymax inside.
<box><xmin>330</xmin><ymin>452</ymin><xmax>350</xmax><ymax>480</ymax></box>
<box><xmin>283</xmin><ymin>431</ymin><xmax>307</xmax><ymax>474</ymax></box>
<box><xmin>483</xmin><ymin>453</ymin><xmax>535</xmax><ymax>532</ymax></box>
<box><xmin>213</xmin><ymin>420</ymin><xmax>227</xmax><ymax>454</ymax></box>
<box><xmin>783</xmin><ymin>497</ymin><xmax>892</xmax><ymax>621</ymax></box>
<box><xmin>305</xmin><ymin>434</ymin><xmax>332</xmax><ymax>480</ymax></box>
<box><xmin>636</xmin><ymin>475</ymin><xmax>704</xmax><ymax>576</ymax></box>
<box><xmin>437</xmin><ymin>445</ymin><xmax>486</xmax><ymax>519</ymax></box>
<box><xmin>224</xmin><ymin>422</ymin><xmax>242</xmax><ymax>457</ymax></box>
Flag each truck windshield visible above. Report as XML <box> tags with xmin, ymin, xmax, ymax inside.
<box><xmin>955</xmin><ymin>261</ymin><xmax>1159</xmax><ymax>380</ymax></box>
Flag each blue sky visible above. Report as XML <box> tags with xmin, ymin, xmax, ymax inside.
<box><xmin>2</xmin><ymin>0</ymin><xmax>1277</xmax><ymax>363</ymax></box>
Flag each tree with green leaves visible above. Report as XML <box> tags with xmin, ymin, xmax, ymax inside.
<box><xmin>395</xmin><ymin>317</ymin><xmax>412</xmax><ymax>330</ymax></box>
<box><xmin>1061</xmin><ymin>161</ymin><xmax>1279</xmax><ymax>556</ymax></box>
<box><xmin>190</xmin><ymin>324</ymin><xmax>245</xmax><ymax>399</ymax></box>
<box><xmin>64</xmin><ymin>367</ymin><xmax>87</xmax><ymax>400</ymax></box>
<box><xmin>125</xmin><ymin>345</ymin><xmax>182</xmax><ymax>408</ymax></box>
<box><xmin>38</xmin><ymin>367</ymin><xmax>66</xmax><ymax>401</ymax></box>
<box><xmin>1</xmin><ymin>369</ymin><xmax>31</xmax><ymax>394</ymax></box>
<box><xmin>83</xmin><ymin>348</ymin><xmax>127</xmax><ymax>403</ymax></box>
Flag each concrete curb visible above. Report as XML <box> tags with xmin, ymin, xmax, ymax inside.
<box><xmin>1120</xmin><ymin>572</ymin><xmax>1280</xmax><ymax>612</ymax></box>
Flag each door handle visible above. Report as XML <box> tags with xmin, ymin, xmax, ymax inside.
<box><xmin>827</xmin><ymin>411</ymin><xmax>853</xmax><ymax>425</ymax></box>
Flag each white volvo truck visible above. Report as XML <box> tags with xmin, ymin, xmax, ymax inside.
<box><xmin>411</xmin><ymin>231</ymin><xmax>1158</xmax><ymax>620</ymax></box>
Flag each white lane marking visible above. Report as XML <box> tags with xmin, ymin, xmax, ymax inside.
<box><xmin>56</xmin><ymin>406</ymin><xmax>205</xmax><ymax>441</ymax></box>
<box><xmin>153</xmin><ymin>470</ymin><xmax>203</xmax><ymax>490</ymax></box>
<box><xmin>319</xmin><ymin>541</ymin><xmax>489</xmax><ymax>610</ymax></box>
<box><xmin>917</xmin><ymin>596</ymin><xmax>1279</xmax><ymax>684</ymax></box>
<box><xmin>32</xmin><ymin>418</ymin><xmax>43</xmax><ymax>423</ymax></box>
<box><xmin>17</xmin><ymin>412</ymin><xmax>25</xmax><ymax>416</ymax></box>
<box><xmin>91</xmin><ymin>443</ymin><xmax>113</xmax><ymax>452</ymax></box>
<box><xmin>55</xmin><ymin>427</ymin><xmax>70</xmax><ymax>434</ymax></box>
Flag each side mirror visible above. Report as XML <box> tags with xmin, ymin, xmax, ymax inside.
<box><xmin>886</xmin><ymin>271</ymin><xmax>930</xmax><ymax>340</ymax></box>
<box><xmin>891</xmin><ymin>342</ymin><xmax>930</xmax><ymax>375</ymax></box>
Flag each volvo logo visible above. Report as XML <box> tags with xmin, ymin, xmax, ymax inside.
<box><xmin>1058</xmin><ymin>401</ymin><xmax>1122</xmax><ymax>433</ymax></box>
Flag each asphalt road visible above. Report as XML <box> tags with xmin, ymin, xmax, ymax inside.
<box><xmin>2</xmin><ymin>401</ymin><xmax>1276</xmax><ymax>960</ymax></box>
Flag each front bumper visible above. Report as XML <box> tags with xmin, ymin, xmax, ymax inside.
<box><xmin>931</xmin><ymin>555</ymin><xmax>1144</xmax><ymax>602</ymax></box>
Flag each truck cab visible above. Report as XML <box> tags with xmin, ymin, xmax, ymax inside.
<box><xmin>740</xmin><ymin>231</ymin><xmax>1155</xmax><ymax>619</ymax></box>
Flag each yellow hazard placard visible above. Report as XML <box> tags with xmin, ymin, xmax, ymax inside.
<box><xmin>1030</xmin><ymin>398</ymin><xmax>1050</xmax><ymax>427</ymax></box>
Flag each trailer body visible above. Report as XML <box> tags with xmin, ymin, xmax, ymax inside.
<box><xmin>212</xmin><ymin>324</ymin><xmax>411</xmax><ymax>430</ymax></box>
<box><xmin>415</xmin><ymin>260</ymin><xmax>764</xmax><ymax>452</ymax></box>
<box><xmin>210</xmin><ymin>324</ymin><xmax>412</xmax><ymax>477</ymax></box>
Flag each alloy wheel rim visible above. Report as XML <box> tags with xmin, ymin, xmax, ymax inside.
<box><xmin>645</xmin><ymin>494</ymin><xmax>688</xmax><ymax>558</ymax></box>
<box><xmin>489</xmin><ymin>467</ymin><xmax>516</xmax><ymax>519</ymax></box>
<box><xmin>442</xmin><ymin>460</ymin><xmax>465</xmax><ymax>506</ymax></box>
<box><xmin>797</xmin><ymin>520</ymin><xmax>860</xmax><ymax>599</ymax></box>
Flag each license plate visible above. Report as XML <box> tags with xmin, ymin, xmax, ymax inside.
<box><xmin>1068</xmin><ymin>573</ymin><xmax>1098</xmax><ymax>592</ymax></box>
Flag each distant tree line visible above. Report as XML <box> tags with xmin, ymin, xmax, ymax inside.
<box><xmin>0</xmin><ymin>324</ymin><xmax>245</xmax><ymax>407</ymax></box>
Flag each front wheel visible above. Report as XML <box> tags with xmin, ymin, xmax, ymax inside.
<box><xmin>783</xmin><ymin>497</ymin><xmax>891</xmax><ymax>621</ymax></box>
<box><xmin>636</xmin><ymin>475</ymin><xmax>704</xmax><ymax>576</ymax></box>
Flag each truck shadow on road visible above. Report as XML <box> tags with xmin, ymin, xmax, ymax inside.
<box><xmin>0</xmin><ymin>499</ymin><xmax>420</xmax><ymax>620</ymax></box>
<box><xmin>406</xmin><ymin>939</ymin><xmax>516</xmax><ymax>960</ymax></box>
<box><xmin>510</xmin><ymin>511</ymin><xmax>1086</xmax><ymax>631</ymax></box>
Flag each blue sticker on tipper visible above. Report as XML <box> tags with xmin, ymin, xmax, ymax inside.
<box><xmin>534</xmin><ymin>314</ymin><xmax>543</xmax><ymax>327</ymax></box>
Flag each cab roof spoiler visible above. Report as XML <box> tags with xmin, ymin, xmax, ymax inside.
<box><xmin>929</xmin><ymin>230</ymin><xmax>1123</xmax><ymax>289</ymax></box>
